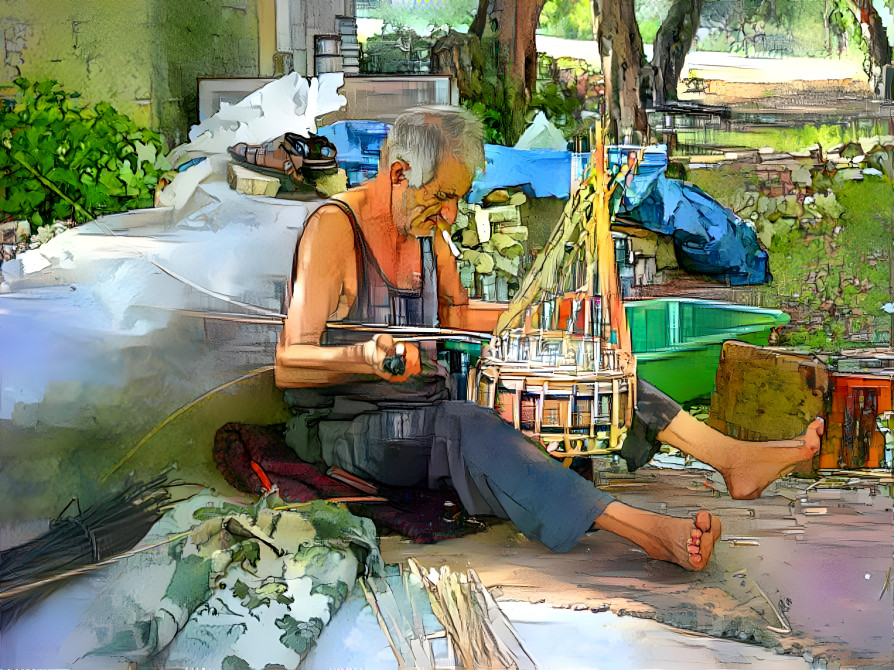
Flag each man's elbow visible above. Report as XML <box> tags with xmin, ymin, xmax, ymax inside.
<box><xmin>274</xmin><ymin>343</ymin><xmax>308</xmax><ymax>388</ymax></box>
<box><xmin>274</xmin><ymin>349</ymin><xmax>295</xmax><ymax>388</ymax></box>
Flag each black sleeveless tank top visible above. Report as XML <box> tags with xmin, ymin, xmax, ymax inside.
<box><xmin>284</xmin><ymin>199</ymin><xmax>448</xmax><ymax>403</ymax></box>
<box><xmin>284</xmin><ymin>199</ymin><xmax>439</xmax><ymax>331</ymax></box>
<box><xmin>326</xmin><ymin>199</ymin><xmax>438</xmax><ymax>329</ymax></box>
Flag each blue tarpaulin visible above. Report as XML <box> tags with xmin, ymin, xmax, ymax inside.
<box><xmin>612</xmin><ymin>147</ymin><xmax>768</xmax><ymax>285</ymax></box>
<box><xmin>318</xmin><ymin>122</ymin><xmax>769</xmax><ymax>285</ymax></box>
<box><xmin>467</xmin><ymin>145</ymin><xmax>583</xmax><ymax>202</ymax></box>
<box><xmin>317</xmin><ymin>120</ymin><xmax>391</xmax><ymax>185</ymax></box>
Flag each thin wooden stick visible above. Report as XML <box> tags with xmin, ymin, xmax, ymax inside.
<box><xmin>273</xmin><ymin>496</ymin><xmax>388</xmax><ymax>508</ymax></box>
<box><xmin>11</xmin><ymin>152</ymin><xmax>92</xmax><ymax>221</ymax></box>
<box><xmin>753</xmin><ymin>578</ymin><xmax>791</xmax><ymax>634</ymax></box>
<box><xmin>101</xmin><ymin>365</ymin><xmax>274</xmax><ymax>482</ymax></box>
<box><xmin>359</xmin><ymin>577</ymin><xmax>406</xmax><ymax>670</ymax></box>
<box><xmin>148</xmin><ymin>260</ymin><xmax>285</xmax><ymax>317</ymax></box>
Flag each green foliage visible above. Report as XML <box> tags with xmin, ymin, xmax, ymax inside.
<box><xmin>635</xmin><ymin>0</ymin><xmax>673</xmax><ymax>44</ymax></box>
<box><xmin>688</xmin><ymin>164</ymin><xmax>760</xmax><ymax>203</ymax></box>
<box><xmin>539</xmin><ymin>0</ymin><xmax>594</xmax><ymax>40</ymax></box>
<box><xmin>830</xmin><ymin>0</ymin><xmax>868</xmax><ymax>61</ymax></box>
<box><xmin>786</xmin><ymin>322</ymin><xmax>847</xmax><ymax>352</ymax></box>
<box><xmin>365</xmin><ymin>0</ymin><xmax>477</xmax><ymax>34</ymax></box>
<box><xmin>529</xmin><ymin>82</ymin><xmax>581</xmax><ymax>140</ymax></box>
<box><xmin>665</xmin><ymin>161</ymin><xmax>688</xmax><ymax>180</ymax></box>
<box><xmin>835</xmin><ymin>178</ymin><xmax>893</xmax><ymax>267</ymax></box>
<box><xmin>699</xmin><ymin>0</ymin><xmax>861</xmax><ymax>58</ymax></box>
<box><xmin>0</xmin><ymin>78</ymin><xmax>170</xmax><ymax>234</ymax></box>
<box><xmin>866</xmin><ymin>148</ymin><xmax>894</xmax><ymax>182</ymax></box>
<box><xmin>361</xmin><ymin>28</ymin><xmax>434</xmax><ymax>73</ymax></box>
<box><xmin>463</xmin><ymin>100</ymin><xmax>507</xmax><ymax>146</ymax></box>
<box><xmin>675</xmin><ymin>122</ymin><xmax>889</xmax><ymax>155</ymax></box>
<box><xmin>689</xmin><ymin>154</ymin><xmax>893</xmax><ymax>352</ymax></box>
<box><xmin>638</xmin><ymin>17</ymin><xmax>663</xmax><ymax>45</ymax></box>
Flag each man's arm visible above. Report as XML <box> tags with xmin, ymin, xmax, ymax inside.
<box><xmin>433</xmin><ymin>230</ymin><xmax>506</xmax><ymax>333</ymax></box>
<box><xmin>275</xmin><ymin>208</ymin><xmax>418</xmax><ymax>387</ymax></box>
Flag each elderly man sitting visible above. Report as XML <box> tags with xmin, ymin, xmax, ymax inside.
<box><xmin>275</xmin><ymin>106</ymin><xmax>823</xmax><ymax>570</ymax></box>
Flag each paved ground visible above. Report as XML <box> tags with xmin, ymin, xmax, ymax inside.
<box><xmin>381</xmin><ymin>463</ymin><xmax>894</xmax><ymax>669</ymax></box>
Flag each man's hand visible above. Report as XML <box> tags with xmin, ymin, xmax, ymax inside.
<box><xmin>363</xmin><ymin>334</ymin><xmax>422</xmax><ymax>383</ymax></box>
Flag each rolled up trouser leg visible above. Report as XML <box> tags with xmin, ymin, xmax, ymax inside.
<box><xmin>433</xmin><ymin>401</ymin><xmax>615</xmax><ymax>553</ymax></box>
<box><xmin>620</xmin><ymin>379</ymin><xmax>683</xmax><ymax>473</ymax></box>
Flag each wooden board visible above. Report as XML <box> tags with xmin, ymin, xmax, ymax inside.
<box><xmin>227</xmin><ymin>163</ymin><xmax>281</xmax><ymax>197</ymax></box>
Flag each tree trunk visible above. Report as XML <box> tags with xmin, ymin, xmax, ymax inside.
<box><xmin>432</xmin><ymin>0</ymin><xmax>545</xmax><ymax>145</ymax></box>
<box><xmin>846</xmin><ymin>0</ymin><xmax>892</xmax><ymax>94</ymax></box>
<box><xmin>470</xmin><ymin>0</ymin><xmax>489</xmax><ymax>37</ymax></box>
<box><xmin>478</xmin><ymin>0</ymin><xmax>547</xmax><ymax>144</ymax></box>
<box><xmin>436</xmin><ymin>0</ymin><xmax>655</xmax><ymax>144</ymax></box>
<box><xmin>650</xmin><ymin>0</ymin><xmax>703</xmax><ymax>104</ymax></box>
<box><xmin>593</xmin><ymin>0</ymin><xmax>648</xmax><ymax>142</ymax></box>
<box><xmin>430</xmin><ymin>30</ymin><xmax>485</xmax><ymax>103</ymax></box>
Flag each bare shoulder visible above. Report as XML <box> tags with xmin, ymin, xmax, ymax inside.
<box><xmin>300</xmin><ymin>203</ymin><xmax>356</xmax><ymax>257</ymax></box>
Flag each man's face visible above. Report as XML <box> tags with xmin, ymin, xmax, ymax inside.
<box><xmin>396</xmin><ymin>154</ymin><xmax>473</xmax><ymax>237</ymax></box>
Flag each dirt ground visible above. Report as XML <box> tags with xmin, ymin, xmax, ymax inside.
<box><xmin>381</xmin><ymin>463</ymin><xmax>894</xmax><ymax>669</ymax></box>
<box><xmin>693</xmin><ymin>78</ymin><xmax>874</xmax><ymax>107</ymax></box>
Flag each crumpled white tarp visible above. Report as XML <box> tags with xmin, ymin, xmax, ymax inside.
<box><xmin>161</xmin><ymin>72</ymin><xmax>347</xmax><ymax>208</ymax></box>
<box><xmin>514</xmin><ymin>111</ymin><xmax>568</xmax><ymax>151</ymax></box>
<box><xmin>170</xmin><ymin>72</ymin><xmax>347</xmax><ymax>164</ymax></box>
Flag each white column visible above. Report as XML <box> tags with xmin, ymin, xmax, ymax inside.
<box><xmin>275</xmin><ymin>0</ymin><xmax>292</xmax><ymax>52</ymax></box>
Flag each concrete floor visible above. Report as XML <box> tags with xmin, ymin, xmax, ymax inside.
<box><xmin>304</xmin><ymin>590</ymin><xmax>815</xmax><ymax>669</ymax></box>
<box><xmin>379</xmin><ymin>463</ymin><xmax>894</xmax><ymax>669</ymax></box>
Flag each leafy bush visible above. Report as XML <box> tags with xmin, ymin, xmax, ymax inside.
<box><xmin>0</xmin><ymin>78</ymin><xmax>170</xmax><ymax>234</ymax></box>
<box><xmin>689</xmin><ymin>155</ymin><xmax>892</xmax><ymax>351</ymax></box>
<box><xmin>529</xmin><ymin>82</ymin><xmax>581</xmax><ymax>140</ymax></box>
<box><xmin>462</xmin><ymin>100</ymin><xmax>508</xmax><ymax>146</ymax></box>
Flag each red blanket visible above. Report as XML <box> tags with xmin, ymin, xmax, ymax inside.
<box><xmin>213</xmin><ymin>422</ymin><xmax>486</xmax><ymax>543</ymax></box>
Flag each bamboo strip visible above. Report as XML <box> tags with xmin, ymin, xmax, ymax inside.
<box><xmin>359</xmin><ymin>578</ymin><xmax>406</xmax><ymax>669</ymax></box>
<box><xmin>610</xmin><ymin>378</ymin><xmax>621</xmax><ymax>449</ymax></box>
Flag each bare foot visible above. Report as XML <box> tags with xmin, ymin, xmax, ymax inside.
<box><xmin>595</xmin><ymin>504</ymin><xmax>722</xmax><ymax>571</ymax></box>
<box><xmin>688</xmin><ymin>510</ymin><xmax>720</xmax><ymax>568</ymax></box>
<box><xmin>647</xmin><ymin>509</ymin><xmax>721</xmax><ymax>570</ymax></box>
<box><xmin>720</xmin><ymin>417</ymin><xmax>824</xmax><ymax>500</ymax></box>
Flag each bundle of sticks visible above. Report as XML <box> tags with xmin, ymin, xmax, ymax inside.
<box><xmin>0</xmin><ymin>473</ymin><xmax>170</xmax><ymax>631</ymax></box>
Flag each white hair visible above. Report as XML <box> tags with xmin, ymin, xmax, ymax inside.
<box><xmin>379</xmin><ymin>106</ymin><xmax>485</xmax><ymax>188</ymax></box>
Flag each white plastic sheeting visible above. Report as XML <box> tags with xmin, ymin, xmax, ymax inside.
<box><xmin>0</xmin><ymin>73</ymin><xmax>347</xmax><ymax>423</ymax></box>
